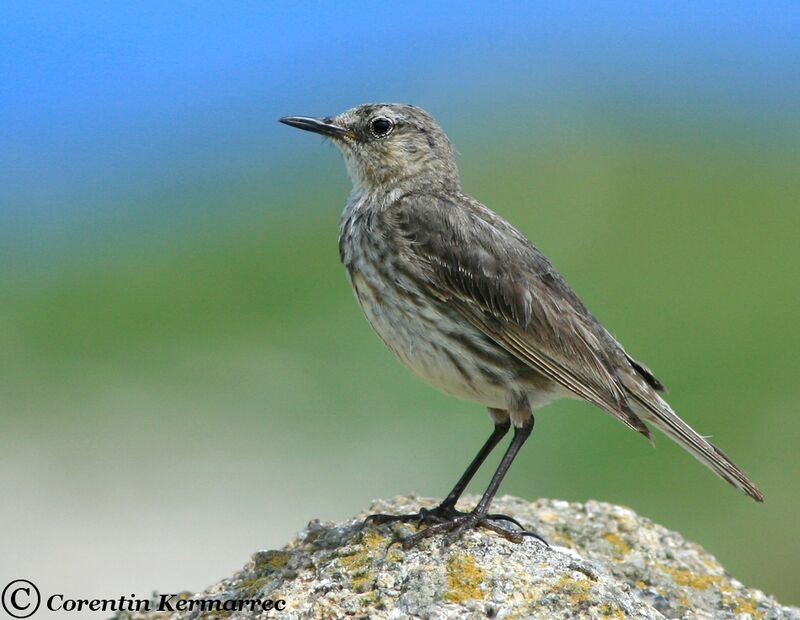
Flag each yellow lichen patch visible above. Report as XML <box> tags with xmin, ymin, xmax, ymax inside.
<box><xmin>701</xmin><ymin>557</ymin><xmax>720</xmax><ymax>571</ymax></box>
<box><xmin>349</xmin><ymin>572</ymin><xmax>371</xmax><ymax>593</ymax></box>
<box><xmin>550</xmin><ymin>575</ymin><xmax>592</xmax><ymax>604</ymax></box>
<box><xmin>598</xmin><ymin>602</ymin><xmax>624</xmax><ymax>619</ymax></box>
<box><xmin>718</xmin><ymin>580</ymin><xmax>735</xmax><ymax>594</ymax></box>
<box><xmin>337</xmin><ymin>528</ymin><xmax>390</xmax><ymax>593</ymax></box>
<box><xmin>361</xmin><ymin>527</ymin><xmax>385</xmax><ymax>551</ymax></box>
<box><xmin>254</xmin><ymin>550</ymin><xmax>291</xmax><ymax>573</ymax></box>
<box><xmin>339</xmin><ymin>551</ymin><xmax>371</xmax><ymax>593</ymax></box>
<box><xmin>733</xmin><ymin>598</ymin><xmax>761</xmax><ymax>618</ymax></box>
<box><xmin>443</xmin><ymin>554</ymin><xmax>487</xmax><ymax>603</ymax></box>
<box><xmin>634</xmin><ymin>580</ymin><xmax>647</xmax><ymax>589</ymax></box>
<box><xmin>662</xmin><ymin>566</ymin><xmax>721</xmax><ymax>590</ymax></box>
<box><xmin>602</xmin><ymin>533</ymin><xmax>630</xmax><ymax>559</ymax></box>
<box><xmin>721</xmin><ymin>592</ymin><xmax>763</xmax><ymax>619</ymax></box>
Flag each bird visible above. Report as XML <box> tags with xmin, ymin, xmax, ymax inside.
<box><xmin>279</xmin><ymin>103</ymin><xmax>763</xmax><ymax>547</ymax></box>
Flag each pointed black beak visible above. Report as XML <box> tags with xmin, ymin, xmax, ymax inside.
<box><xmin>279</xmin><ymin>116</ymin><xmax>350</xmax><ymax>138</ymax></box>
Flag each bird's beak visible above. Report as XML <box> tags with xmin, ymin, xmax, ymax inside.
<box><xmin>279</xmin><ymin>116</ymin><xmax>350</xmax><ymax>138</ymax></box>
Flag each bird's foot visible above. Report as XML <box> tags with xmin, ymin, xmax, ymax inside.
<box><xmin>365</xmin><ymin>504</ymin><xmax>547</xmax><ymax>549</ymax></box>
<box><xmin>366</xmin><ymin>503</ymin><xmax>470</xmax><ymax>526</ymax></box>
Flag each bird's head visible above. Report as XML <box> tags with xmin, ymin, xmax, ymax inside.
<box><xmin>280</xmin><ymin>103</ymin><xmax>459</xmax><ymax>191</ymax></box>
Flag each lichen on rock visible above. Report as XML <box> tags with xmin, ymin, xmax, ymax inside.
<box><xmin>114</xmin><ymin>495</ymin><xmax>799</xmax><ymax>619</ymax></box>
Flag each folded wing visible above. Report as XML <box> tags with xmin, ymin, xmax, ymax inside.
<box><xmin>391</xmin><ymin>192</ymin><xmax>763</xmax><ymax>501</ymax></box>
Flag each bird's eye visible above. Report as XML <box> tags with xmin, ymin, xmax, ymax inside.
<box><xmin>369</xmin><ymin>117</ymin><xmax>394</xmax><ymax>138</ymax></box>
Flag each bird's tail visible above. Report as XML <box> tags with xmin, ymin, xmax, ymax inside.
<box><xmin>629</xmin><ymin>391</ymin><xmax>764</xmax><ymax>502</ymax></box>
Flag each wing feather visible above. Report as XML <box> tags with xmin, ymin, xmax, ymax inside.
<box><xmin>387</xmin><ymin>191</ymin><xmax>763</xmax><ymax>501</ymax></box>
<box><xmin>392</xmin><ymin>192</ymin><xmax>650</xmax><ymax>437</ymax></box>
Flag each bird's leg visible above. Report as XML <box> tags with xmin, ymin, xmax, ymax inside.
<box><xmin>399</xmin><ymin>415</ymin><xmax>547</xmax><ymax>548</ymax></box>
<box><xmin>434</xmin><ymin>414</ymin><xmax>511</xmax><ymax>511</ymax></box>
<box><xmin>365</xmin><ymin>412</ymin><xmax>510</xmax><ymax>527</ymax></box>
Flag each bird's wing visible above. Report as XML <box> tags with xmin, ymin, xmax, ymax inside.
<box><xmin>389</xmin><ymin>192</ymin><xmax>764</xmax><ymax>502</ymax></box>
<box><xmin>391</xmin><ymin>192</ymin><xmax>651</xmax><ymax>437</ymax></box>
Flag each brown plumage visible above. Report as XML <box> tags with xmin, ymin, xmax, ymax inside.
<box><xmin>280</xmin><ymin>103</ymin><xmax>763</xmax><ymax>547</ymax></box>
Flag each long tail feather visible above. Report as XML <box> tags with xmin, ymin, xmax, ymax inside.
<box><xmin>631</xmin><ymin>393</ymin><xmax>763</xmax><ymax>502</ymax></box>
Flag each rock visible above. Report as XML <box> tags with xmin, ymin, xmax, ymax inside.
<box><xmin>115</xmin><ymin>495</ymin><xmax>798</xmax><ymax>619</ymax></box>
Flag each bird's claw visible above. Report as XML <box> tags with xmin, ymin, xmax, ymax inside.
<box><xmin>365</xmin><ymin>504</ymin><xmax>547</xmax><ymax>548</ymax></box>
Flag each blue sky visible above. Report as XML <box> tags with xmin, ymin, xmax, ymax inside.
<box><xmin>2</xmin><ymin>1</ymin><xmax>798</xmax><ymax>224</ymax></box>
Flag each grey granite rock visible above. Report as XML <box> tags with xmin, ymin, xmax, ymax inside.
<box><xmin>115</xmin><ymin>495</ymin><xmax>798</xmax><ymax>620</ymax></box>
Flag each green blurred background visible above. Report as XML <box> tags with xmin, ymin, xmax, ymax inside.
<box><xmin>2</xmin><ymin>1</ymin><xmax>798</xmax><ymax>609</ymax></box>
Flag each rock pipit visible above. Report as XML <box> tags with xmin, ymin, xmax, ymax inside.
<box><xmin>280</xmin><ymin>104</ymin><xmax>763</xmax><ymax>547</ymax></box>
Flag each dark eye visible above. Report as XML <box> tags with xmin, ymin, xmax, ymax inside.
<box><xmin>369</xmin><ymin>117</ymin><xmax>394</xmax><ymax>138</ymax></box>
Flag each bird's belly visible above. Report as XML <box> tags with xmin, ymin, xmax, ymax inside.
<box><xmin>349</xmin><ymin>271</ymin><xmax>513</xmax><ymax>408</ymax></box>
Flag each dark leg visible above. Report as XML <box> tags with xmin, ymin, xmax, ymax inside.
<box><xmin>473</xmin><ymin>417</ymin><xmax>532</xmax><ymax>515</ymax></box>
<box><xmin>432</xmin><ymin>415</ymin><xmax>526</xmax><ymax>530</ymax></box>
<box><xmin>440</xmin><ymin>416</ymin><xmax>510</xmax><ymax>508</ymax></box>
<box><xmin>400</xmin><ymin>415</ymin><xmax>547</xmax><ymax>547</ymax></box>
<box><xmin>366</xmin><ymin>415</ymin><xmax>510</xmax><ymax>526</ymax></box>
